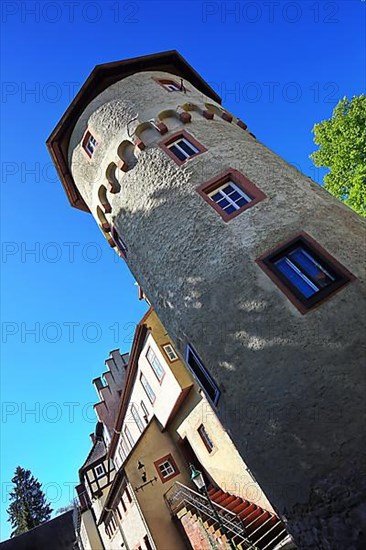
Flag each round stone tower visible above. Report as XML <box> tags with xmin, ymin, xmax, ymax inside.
<box><xmin>48</xmin><ymin>51</ymin><xmax>366</xmax><ymax>549</ymax></box>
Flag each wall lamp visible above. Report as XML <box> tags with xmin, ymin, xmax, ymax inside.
<box><xmin>135</xmin><ymin>460</ymin><xmax>157</xmax><ymax>492</ymax></box>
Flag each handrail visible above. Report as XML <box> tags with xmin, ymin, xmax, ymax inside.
<box><xmin>164</xmin><ymin>482</ymin><xmax>296</xmax><ymax>550</ymax></box>
<box><xmin>164</xmin><ymin>482</ymin><xmax>252</xmax><ymax>548</ymax></box>
<box><xmin>165</xmin><ymin>481</ymin><xmax>243</xmax><ymax>522</ymax></box>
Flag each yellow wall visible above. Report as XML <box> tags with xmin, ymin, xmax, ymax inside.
<box><xmin>146</xmin><ymin>310</ymin><xmax>193</xmax><ymax>392</ymax></box>
<box><xmin>124</xmin><ymin>418</ymin><xmax>192</xmax><ymax>550</ymax></box>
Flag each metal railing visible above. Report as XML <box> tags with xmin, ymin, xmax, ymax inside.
<box><xmin>164</xmin><ymin>482</ymin><xmax>254</xmax><ymax>548</ymax></box>
<box><xmin>164</xmin><ymin>482</ymin><xmax>297</xmax><ymax>550</ymax></box>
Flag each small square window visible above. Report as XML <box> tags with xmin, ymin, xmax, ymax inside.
<box><xmin>162</xmin><ymin>343</ymin><xmax>178</xmax><ymax>362</ymax></box>
<box><xmin>159</xmin><ymin>461</ymin><xmax>175</xmax><ymax>477</ymax></box>
<box><xmin>95</xmin><ymin>464</ymin><xmax>104</xmax><ymax>478</ymax></box>
<box><xmin>155</xmin><ymin>78</ymin><xmax>183</xmax><ymax>92</ymax></box>
<box><xmin>197</xmin><ymin>169</ymin><xmax>266</xmax><ymax>221</ymax></box>
<box><xmin>154</xmin><ymin>453</ymin><xmax>180</xmax><ymax>483</ymax></box>
<box><xmin>160</xmin><ymin>130</ymin><xmax>207</xmax><ymax>166</ymax></box>
<box><xmin>256</xmin><ymin>232</ymin><xmax>354</xmax><ymax>313</ymax></box>
<box><xmin>198</xmin><ymin>424</ymin><xmax>214</xmax><ymax>453</ymax></box>
<box><xmin>82</xmin><ymin>130</ymin><xmax>98</xmax><ymax>158</ymax></box>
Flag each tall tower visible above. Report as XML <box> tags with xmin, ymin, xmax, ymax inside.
<box><xmin>48</xmin><ymin>51</ymin><xmax>366</xmax><ymax>549</ymax></box>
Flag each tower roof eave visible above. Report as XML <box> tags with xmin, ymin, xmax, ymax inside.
<box><xmin>46</xmin><ymin>50</ymin><xmax>222</xmax><ymax>212</ymax></box>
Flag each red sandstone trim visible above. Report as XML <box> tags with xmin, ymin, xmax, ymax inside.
<box><xmin>221</xmin><ymin>112</ymin><xmax>233</xmax><ymax>123</ymax></box>
<box><xmin>179</xmin><ymin>112</ymin><xmax>192</xmax><ymax>123</ymax></box>
<box><xmin>156</xmin><ymin>122</ymin><xmax>168</xmax><ymax>135</ymax></box>
<box><xmin>237</xmin><ymin>120</ymin><xmax>248</xmax><ymax>130</ymax></box>
<box><xmin>101</xmin><ymin>222</ymin><xmax>111</xmax><ymax>232</ymax></box>
<box><xmin>116</xmin><ymin>159</ymin><xmax>128</xmax><ymax>172</ymax></box>
<box><xmin>134</xmin><ymin>138</ymin><xmax>146</xmax><ymax>151</ymax></box>
<box><xmin>202</xmin><ymin>110</ymin><xmax>214</xmax><ymax>120</ymax></box>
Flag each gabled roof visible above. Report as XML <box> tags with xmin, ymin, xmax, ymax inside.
<box><xmin>79</xmin><ymin>422</ymin><xmax>106</xmax><ymax>474</ymax></box>
<box><xmin>46</xmin><ymin>50</ymin><xmax>222</xmax><ymax>212</ymax></box>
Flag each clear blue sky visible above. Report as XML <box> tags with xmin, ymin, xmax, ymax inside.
<box><xmin>1</xmin><ymin>0</ymin><xmax>365</xmax><ymax>540</ymax></box>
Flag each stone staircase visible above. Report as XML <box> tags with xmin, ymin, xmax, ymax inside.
<box><xmin>164</xmin><ymin>482</ymin><xmax>296</xmax><ymax>550</ymax></box>
<box><xmin>207</xmin><ymin>487</ymin><xmax>295</xmax><ymax>550</ymax></box>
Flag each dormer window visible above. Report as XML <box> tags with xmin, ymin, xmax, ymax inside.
<box><xmin>82</xmin><ymin>130</ymin><xmax>98</xmax><ymax>158</ymax></box>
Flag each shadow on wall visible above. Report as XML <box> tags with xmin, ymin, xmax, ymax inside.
<box><xmin>107</xmin><ymin>148</ymin><xmax>366</xmax><ymax>530</ymax></box>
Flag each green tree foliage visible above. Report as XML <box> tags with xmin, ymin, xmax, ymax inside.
<box><xmin>7</xmin><ymin>466</ymin><xmax>53</xmax><ymax>537</ymax></box>
<box><xmin>310</xmin><ymin>94</ymin><xmax>366</xmax><ymax>217</ymax></box>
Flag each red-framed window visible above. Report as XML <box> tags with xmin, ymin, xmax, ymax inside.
<box><xmin>155</xmin><ymin>78</ymin><xmax>181</xmax><ymax>92</ymax></box>
<box><xmin>153</xmin><ymin>453</ymin><xmax>180</xmax><ymax>483</ymax></box>
<box><xmin>162</xmin><ymin>343</ymin><xmax>178</xmax><ymax>362</ymax></box>
<box><xmin>159</xmin><ymin>130</ymin><xmax>207</xmax><ymax>166</ymax></box>
<box><xmin>196</xmin><ymin>169</ymin><xmax>266</xmax><ymax>222</ymax></box>
<box><xmin>82</xmin><ymin>130</ymin><xmax>98</xmax><ymax>158</ymax></box>
<box><xmin>256</xmin><ymin>232</ymin><xmax>355</xmax><ymax>314</ymax></box>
